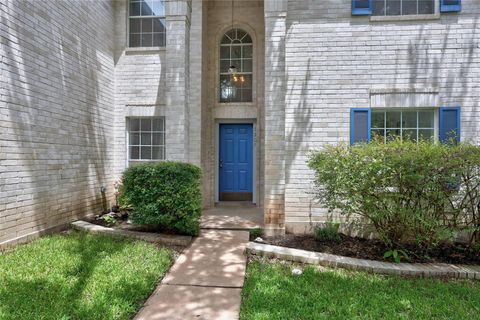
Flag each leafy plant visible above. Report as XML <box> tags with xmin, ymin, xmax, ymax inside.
<box><xmin>308</xmin><ymin>139</ymin><xmax>480</xmax><ymax>251</ymax></box>
<box><xmin>313</xmin><ymin>223</ymin><xmax>341</xmax><ymax>242</ymax></box>
<box><xmin>384</xmin><ymin>249</ymin><xmax>410</xmax><ymax>264</ymax></box>
<box><xmin>120</xmin><ymin>161</ymin><xmax>202</xmax><ymax>236</ymax></box>
<box><xmin>250</xmin><ymin>228</ymin><xmax>264</xmax><ymax>239</ymax></box>
<box><xmin>102</xmin><ymin>215</ymin><xmax>117</xmax><ymax>227</ymax></box>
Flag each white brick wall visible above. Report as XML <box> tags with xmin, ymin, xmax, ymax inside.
<box><xmin>283</xmin><ymin>0</ymin><xmax>480</xmax><ymax>233</ymax></box>
<box><xmin>0</xmin><ymin>0</ymin><xmax>116</xmax><ymax>247</ymax></box>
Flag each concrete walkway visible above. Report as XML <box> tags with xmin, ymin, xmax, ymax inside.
<box><xmin>135</xmin><ymin>229</ymin><xmax>250</xmax><ymax>320</ymax></box>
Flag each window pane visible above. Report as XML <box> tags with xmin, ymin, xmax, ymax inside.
<box><xmin>371</xmin><ymin>129</ymin><xmax>385</xmax><ymax>141</ymax></box>
<box><xmin>153</xmin><ymin>118</ymin><xmax>164</xmax><ymax>131</ymax></box>
<box><xmin>152</xmin><ymin>133</ymin><xmax>164</xmax><ymax>145</ymax></box>
<box><xmin>141</xmin><ymin>118</ymin><xmax>152</xmax><ymax>131</ymax></box>
<box><xmin>141</xmin><ymin>147</ymin><xmax>152</xmax><ymax>159</ymax></box>
<box><xmin>418</xmin><ymin>0</ymin><xmax>435</xmax><ymax>14</ymax></box>
<box><xmin>371</xmin><ymin>111</ymin><xmax>385</xmax><ymax>128</ymax></box>
<box><xmin>241</xmin><ymin>89</ymin><xmax>252</xmax><ymax>102</ymax></box>
<box><xmin>152</xmin><ymin>146</ymin><xmax>164</xmax><ymax>160</ymax></box>
<box><xmin>153</xmin><ymin>33</ymin><xmax>165</xmax><ymax>47</ymax></box>
<box><xmin>403</xmin><ymin>111</ymin><xmax>417</xmax><ymax>128</ymax></box>
<box><xmin>386</xmin><ymin>0</ymin><xmax>401</xmax><ymax>15</ymax></box>
<box><xmin>386</xmin><ymin>129</ymin><xmax>401</xmax><ymax>141</ymax></box>
<box><xmin>153</xmin><ymin>18</ymin><xmax>166</xmax><ymax>33</ymax></box>
<box><xmin>129</xmin><ymin>33</ymin><xmax>141</xmax><ymax>47</ymax></box>
<box><xmin>130</xmin><ymin>146</ymin><xmax>140</xmax><ymax>159</ymax></box>
<box><xmin>242</xmin><ymin>59</ymin><xmax>252</xmax><ymax>73</ymax></box>
<box><xmin>130</xmin><ymin>1</ymin><xmax>141</xmax><ymax>16</ymax></box>
<box><xmin>141</xmin><ymin>133</ymin><xmax>151</xmax><ymax>145</ymax></box>
<box><xmin>402</xmin><ymin>0</ymin><xmax>418</xmax><ymax>15</ymax></box>
<box><xmin>243</xmin><ymin>45</ymin><xmax>252</xmax><ymax>59</ymax></box>
<box><xmin>419</xmin><ymin>129</ymin><xmax>434</xmax><ymax>141</ymax></box>
<box><xmin>386</xmin><ymin>111</ymin><xmax>401</xmax><ymax>128</ymax></box>
<box><xmin>129</xmin><ymin>118</ymin><xmax>140</xmax><ymax>131</ymax></box>
<box><xmin>403</xmin><ymin>129</ymin><xmax>417</xmax><ymax>141</ymax></box>
<box><xmin>232</xmin><ymin>46</ymin><xmax>241</xmax><ymax>59</ymax></box>
<box><xmin>418</xmin><ymin>110</ymin><xmax>434</xmax><ymax>127</ymax></box>
<box><xmin>220</xmin><ymin>46</ymin><xmax>230</xmax><ymax>59</ymax></box>
<box><xmin>151</xmin><ymin>0</ymin><xmax>164</xmax><ymax>16</ymax></box>
<box><xmin>141</xmin><ymin>0</ymin><xmax>153</xmax><ymax>16</ymax></box>
<box><xmin>220</xmin><ymin>60</ymin><xmax>231</xmax><ymax>73</ymax></box>
<box><xmin>130</xmin><ymin>19</ymin><xmax>141</xmax><ymax>33</ymax></box>
<box><xmin>372</xmin><ymin>0</ymin><xmax>386</xmax><ymax>15</ymax></box>
<box><xmin>141</xmin><ymin>33</ymin><xmax>152</xmax><ymax>46</ymax></box>
<box><xmin>141</xmin><ymin>18</ymin><xmax>153</xmax><ymax>33</ymax></box>
<box><xmin>230</xmin><ymin>59</ymin><xmax>241</xmax><ymax>71</ymax></box>
<box><xmin>130</xmin><ymin>133</ymin><xmax>140</xmax><ymax>145</ymax></box>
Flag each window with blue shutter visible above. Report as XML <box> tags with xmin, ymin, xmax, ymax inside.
<box><xmin>439</xmin><ymin>107</ymin><xmax>460</xmax><ymax>144</ymax></box>
<box><xmin>441</xmin><ymin>0</ymin><xmax>462</xmax><ymax>12</ymax></box>
<box><xmin>352</xmin><ymin>0</ymin><xmax>372</xmax><ymax>15</ymax></box>
<box><xmin>350</xmin><ymin>108</ymin><xmax>371</xmax><ymax>144</ymax></box>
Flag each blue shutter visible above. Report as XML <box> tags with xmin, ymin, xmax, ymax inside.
<box><xmin>439</xmin><ymin>107</ymin><xmax>460</xmax><ymax>144</ymax></box>
<box><xmin>350</xmin><ymin>108</ymin><xmax>371</xmax><ymax>145</ymax></box>
<box><xmin>352</xmin><ymin>0</ymin><xmax>372</xmax><ymax>15</ymax></box>
<box><xmin>441</xmin><ymin>0</ymin><xmax>462</xmax><ymax>12</ymax></box>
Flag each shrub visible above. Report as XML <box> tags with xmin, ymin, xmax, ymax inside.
<box><xmin>313</xmin><ymin>223</ymin><xmax>341</xmax><ymax>242</ymax></box>
<box><xmin>250</xmin><ymin>228</ymin><xmax>264</xmax><ymax>239</ymax></box>
<box><xmin>120</xmin><ymin>161</ymin><xmax>202</xmax><ymax>236</ymax></box>
<box><xmin>308</xmin><ymin>139</ymin><xmax>480</xmax><ymax>251</ymax></box>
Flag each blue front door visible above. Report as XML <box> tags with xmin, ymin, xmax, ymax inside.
<box><xmin>219</xmin><ymin>124</ymin><xmax>253</xmax><ymax>201</ymax></box>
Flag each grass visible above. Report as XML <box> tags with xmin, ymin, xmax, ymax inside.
<box><xmin>0</xmin><ymin>231</ymin><xmax>173</xmax><ymax>320</ymax></box>
<box><xmin>240</xmin><ymin>260</ymin><xmax>480</xmax><ymax>320</ymax></box>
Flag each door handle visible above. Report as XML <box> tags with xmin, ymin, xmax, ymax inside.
<box><xmin>219</xmin><ymin>159</ymin><xmax>223</xmax><ymax>168</ymax></box>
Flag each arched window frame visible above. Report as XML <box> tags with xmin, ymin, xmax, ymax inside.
<box><xmin>219</xmin><ymin>28</ymin><xmax>253</xmax><ymax>103</ymax></box>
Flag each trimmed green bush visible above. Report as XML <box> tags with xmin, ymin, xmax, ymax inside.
<box><xmin>120</xmin><ymin>161</ymin><xmax>202</xmax><ymax>236</ymax></box>
<box><xmin>308</xmin><ymin>139</ymin><xmax>480</xmax><ymax>251</ymax></box>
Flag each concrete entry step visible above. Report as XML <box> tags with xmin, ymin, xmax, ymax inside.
<box><xmin>200</xmin><ymin>207</ymin><xmax>263</xmax><ymax>230</ymax></box>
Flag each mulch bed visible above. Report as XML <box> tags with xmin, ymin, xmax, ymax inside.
<box><xmin>265</xmin><ymin>234</ymin><xmax>480</xmax><ymax>265</ymax></box>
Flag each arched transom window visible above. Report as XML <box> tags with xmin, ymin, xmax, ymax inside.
<box><xmin>220</xmin><ymin>29</ymin><xmax>253</xmax><ymax>103</ymax></box>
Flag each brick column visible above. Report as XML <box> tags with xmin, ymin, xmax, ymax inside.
<box><xmin>165</xmin><ymin>0</ymin><xmax>191</xmax><ymax>161</ymax></box>
<box><xmin>187</xmin><ymin>0</ymin><xmax>202</xmax><ymax>166</ymax></box>
<box><xmin>264</xmin><ymin>0</ymin><xmax>287</xmax><ymax>236</ymax></box>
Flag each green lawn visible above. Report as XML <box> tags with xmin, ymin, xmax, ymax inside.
<box><xmin>240</xmin><ymin>260</ymin><xmax>480</xmax><ymax>320</ymax></box>
<box><xmin>0</xmin><ymin>231</ymin><xmax>173</xmax><ymax>320</ymax></box>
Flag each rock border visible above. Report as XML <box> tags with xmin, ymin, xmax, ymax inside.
<box><xmin>71</xmin><ymin>220</ymin><xmax>192</xmax><ymax>247</ymax></box>
<box><xmin>246</xmin><ymin>242</ymin><xmax>480</xmax><ymax>279</ymax></box>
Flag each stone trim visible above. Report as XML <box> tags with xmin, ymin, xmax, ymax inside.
<box><xmin>71</xmin><ymin>221</ymin><xmax>192</xmax><ymax>247</ymax></box>
<box><xmin>246</xmin><ymin>242</ymin><xmax>480</xmax><ymax>279</ymax></box>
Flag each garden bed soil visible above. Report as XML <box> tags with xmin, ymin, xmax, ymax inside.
<box><xmin>265</xmin><ymin>234</ymin><xmax>480</xmax><ymax>265</ymax></box>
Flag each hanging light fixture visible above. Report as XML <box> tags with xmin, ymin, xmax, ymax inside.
<box><xmin>228</xmin><ymin>0</ymin><xmax>238</xmax><ymax>80</ymax></box>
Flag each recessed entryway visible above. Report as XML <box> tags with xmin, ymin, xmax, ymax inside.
<box><xmin>219</xmin><ymin>123</ymin><xmax>254</xmax><ymax>202</ymax></box>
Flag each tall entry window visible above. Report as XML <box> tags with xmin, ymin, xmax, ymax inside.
<box><xmin>220</xmin><ymin>29</ymin><xmax>253</xmax><ymax>103</ymax></box>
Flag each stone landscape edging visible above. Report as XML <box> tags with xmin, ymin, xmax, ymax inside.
<box><xmin>71</xmin><ymin>220</ymin><xmax>192</xmax><ymax>247</ymax></box>
<box><xmin>246</xmin><ymin>242</ymin><xmax>480</xmax><ymax>280</ymax></box>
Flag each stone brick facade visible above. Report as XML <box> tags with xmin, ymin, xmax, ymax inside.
<box><xmin>1</xmin><ymin>0</ymin><xmax>116</xmax><ymax>248</ymax></box>
<box><xmin>2</xmin><ymin>0</ymin><xmax>479</xmax><ymax>246</ymax></box>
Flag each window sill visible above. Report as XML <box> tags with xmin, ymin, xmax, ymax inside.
<box><xmin>125</xmin><ymin>47</ymin><xmax>166</xmax><ymax>54</ymax></box>
<box><xmin>370</xmin><ymin>13</ymin><xmax>440</xmax><ymax>22</ymax></box>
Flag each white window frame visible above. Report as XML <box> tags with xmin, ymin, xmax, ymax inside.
<box><xmin>128</xmin><ymin>0</ymin><xmax>166</xmax><ymax>48</ymax></box>
<box><xmin>219</xmin><ymin>29</ymin><xmax>254</xmax><ymax>103</ymax></box>
<box><xmin>370</xmin><ymin>108</ymin><xmax>438</xmax><ymax>143</ymax></box>
<box><xmin>370</xmin><ymin>0</ymin><xmax>440</xmax><ymax>21</ymax></box>
<box><xmin>127</xmin><ymin>117</ymin><xmax>166</xmax><ymax>165</ymax></box>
